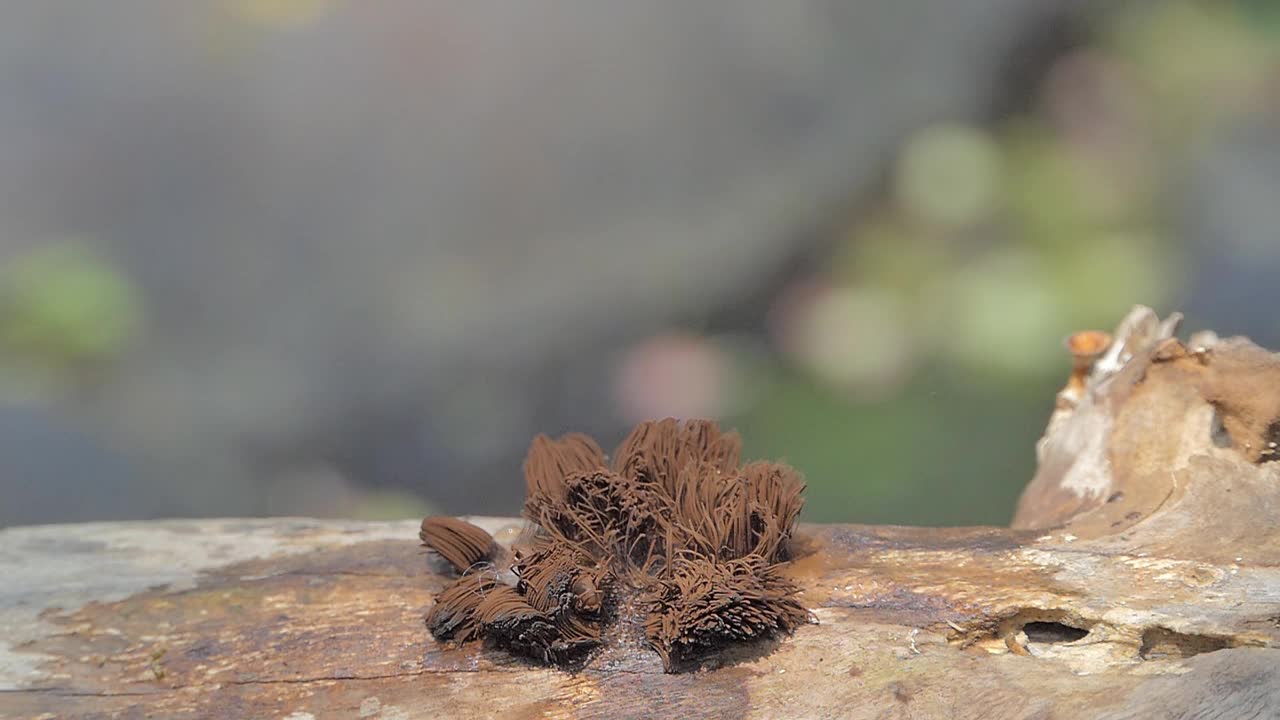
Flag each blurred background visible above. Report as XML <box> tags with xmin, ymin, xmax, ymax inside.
<box><xmin>1</xmin><ymin>0</ymin><xmax>1278</xmax><ymax>528</ymax></box>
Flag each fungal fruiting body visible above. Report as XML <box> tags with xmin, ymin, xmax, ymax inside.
<box><xmin>418</xmin><ymin>516</ymin><xmax>495</xmax><ymax>573</ymax></box>
<box><xmin>420</xmin><ymin>418</ymin><xmax>812</xmax><ymax>671</ymax></box>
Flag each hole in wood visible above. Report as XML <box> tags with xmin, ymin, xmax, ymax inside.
<box><xmin>991</xmin><ymin>608</ymin><xmax>1095</xmax><ymax>654</ymax></box>
<box><xmin>1022</xmin><ymin>621</ymin><xmax>1088</xmax><ymax>644</ymax></box>
<box><xmin>1139</xmin><ymin>627</ymin><xmax>1233</xmax><ymax>660</ymax></box>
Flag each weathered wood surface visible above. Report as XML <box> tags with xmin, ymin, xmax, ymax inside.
<box><xmin>1</xmin><ymin>307</ymin><xmax>1278</xmax><ymax>719</ymax></box>
<box><xmin>2</xmin><ymin>515</ymin><xmax>1277</xmax><ymax>720</ymax></box>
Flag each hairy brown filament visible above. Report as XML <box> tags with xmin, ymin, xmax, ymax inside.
<box><xmin>523</xmin><ymin>433</ymin><xmax>606</xmax><ymax>517</ymax></box>
<box><xmin>644</xmin><ymin>554</ymin><xmax>810</xmax><ymax>667</ymax></box>
<box><xmin>426</xmin><ymin>572</ymin><xmax>499</xmax><ymax>643</ymax></box>
<box><xmin>419</xmin><ymin>516</ymin><xmax>495</xmax><ymax>573</ymax></box>
<box><xmin>423</xmin><ymin>418</ymin><xmax>812</xmax><ymax>671</ymax></box>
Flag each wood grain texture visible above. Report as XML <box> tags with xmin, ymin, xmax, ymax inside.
<box><xmin>1</xmin><ymin>512</ymin><xmax>1276</xmax><ymax>720</ymax></box>
<box><xmin>2</xmin><ymin>307</ymin><xmax>1278</xmax><ymax>719</ymax></box>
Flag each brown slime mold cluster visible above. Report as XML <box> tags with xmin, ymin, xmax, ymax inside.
<box><xmin>420</xmin><ymin>418</ymin><xmax>812</xmax><ymax>671</ymax></box>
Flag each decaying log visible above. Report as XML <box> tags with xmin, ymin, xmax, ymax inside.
<box><xmin>2</xmin><ymin>307</ymin><xmax>1278</xmax><ymax>719</ymax></box>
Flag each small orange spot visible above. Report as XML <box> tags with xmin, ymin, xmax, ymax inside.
<box><xmin>1065</xmin><ymin>330</ymin><xmax>1112</xmax><ymax>360</ymax></box>
<box><xmin>1063</xmin><ymin>330</ymin><xmax>1113</xmax><ymax>393</ymax></box>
